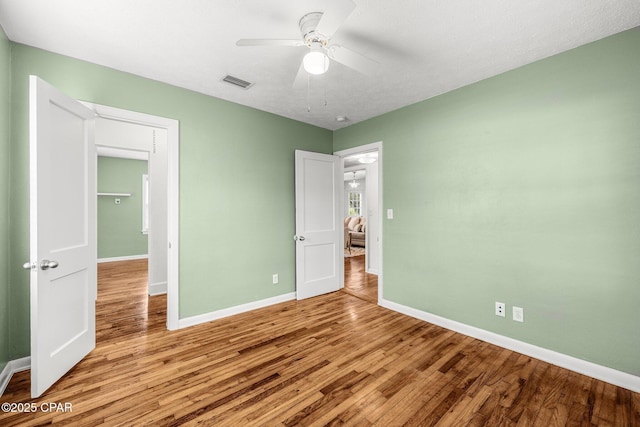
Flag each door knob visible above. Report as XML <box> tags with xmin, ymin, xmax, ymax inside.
<box><xmin>293</xmin><ymin>235</ymin><xmax>306</xmax><ymax>241</ymax></box>
<box><xmin>40</xmin><ymin>260</ymin><xmax>59</xmax><ymax>270</ymax></box>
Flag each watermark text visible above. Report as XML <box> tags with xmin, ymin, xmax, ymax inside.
<box><xmin>1</xmin><ymin>402</ymin><xmax>73</xmax><ymax>413</ymax></box>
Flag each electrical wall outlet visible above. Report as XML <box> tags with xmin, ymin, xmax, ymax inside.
<box><xmin>513</xmin><ymin>306</ymin><xmax>524</xmax><ymax>322</ymax></box>
<box><xmin>495</xmin><ymin>302</ymin><xmax>505</xmax><ymax>317</ymax></box>
<box><xmin>272</xmin><ymin>274</ymin><xmax>279</xmax><ymax>284</ymax></box>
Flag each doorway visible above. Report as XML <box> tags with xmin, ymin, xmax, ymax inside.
<box><xmin>83</xmin><ymin>102</ymin><xmax>180</xmax><ymax>330</ymax></box>
<box><xmin>335</xmin><ymin>142</ymin><xmax>383</xmax><ymax>303</ymax></box>
<box><xmin>96</xmin><ymin>148</ymin><xmax>149</xmax><ymax>264</ymax></box>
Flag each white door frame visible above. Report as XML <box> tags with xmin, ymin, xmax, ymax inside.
<box><xmin>334</xmin><ymin>141</ymin><xmax>383</xmax><ymax>303</ymax></box>
<box><xmin>82</xmin><ymin>102</ymin><xmax>180</xmax><ymax>330</ymax></box>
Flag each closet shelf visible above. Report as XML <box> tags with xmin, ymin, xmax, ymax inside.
<box><xmin>97</xmin><ymin>192</ymin><xmax>132</xmax><ymax>197</ymax></box>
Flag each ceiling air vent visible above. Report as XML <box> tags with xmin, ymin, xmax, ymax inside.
<box><xmin>222</xmin><ymin>75</ymin><xmax>253</xmax><ymax>89</ymax></box>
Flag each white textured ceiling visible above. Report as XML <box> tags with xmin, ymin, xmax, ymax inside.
<box><xmin>1</xmin><ymin>0</ymin><xmax>639</xmax><ymax>130</ymax></box>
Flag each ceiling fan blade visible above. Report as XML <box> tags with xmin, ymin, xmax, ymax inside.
<box><xmin>236</xmin><ymin>39</ymin><xmax>304</xmax><ymax>47</ymax></box>
<box><xmin>315</xmin><ymin>0</ymin><xmax>356</xmax><ymax>37</ymax></box>
<box><xmin>292</xmin><ymin>60</ymin><xmax>308</xmax><ymax>89</ymax></box>
<box><xmin>328</xmin><ymin>45</ymin><xmax>377</xmax><ymax>75</ymax></box>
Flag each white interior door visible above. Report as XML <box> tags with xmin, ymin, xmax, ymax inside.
<box><xmin>27</xmin><ymin>76</ymin><xmax>96</xmax><ymax>397</ymax></box>
<box><xmin>294</xmin><ymin>150</ymin><xmax>341</xmax><ymax>299</ymax></box>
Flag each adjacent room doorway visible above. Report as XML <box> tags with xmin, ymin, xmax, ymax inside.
<box><xmin>83</xmin><ymin>102</ymin><xmax>180</xmax><ymax>330</ymax></box>
<box><xmin>335</xmin><ymin>142</ymin><xmax>383</xmax><ymax>304</ymax></box>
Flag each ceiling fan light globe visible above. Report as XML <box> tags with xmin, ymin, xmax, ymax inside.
<box><xmin>303</xmin><ymin>51</ymin><xmax>330</xmax><ymax>75</ymax></box>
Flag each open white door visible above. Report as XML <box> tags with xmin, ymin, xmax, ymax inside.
<box><xmin>26</xmin><ymin>76</ymin><xmax>96</xmax><ymax>397</ymax></box>
<box><xmin>294</xmin><ymin>150</ymin><xmax>341</xmax><ymax>299</ymax></box>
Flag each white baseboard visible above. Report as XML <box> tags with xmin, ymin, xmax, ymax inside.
<box><xmin>98</xmin><ymin>254</ymin><xmax>148</xmax><ymax>263</ymax></box>
<box><xmin>178</xmin><ymin>292</ymin><xmax>296</xmax><ymax>329</ymax></box>
<box><xmin>380</xmin><ymin>298</ymin><xmax>640</xmax><ymax>393</ymax></box>
<box><xmin>149</xmin><ymin>281</ymin><xmax>167</xmax><ymax>296</ymax></box>
<box><xmin>0</xmin><ymin>357</ymin><xmax>31</xmax><ymax>397</ymax></box>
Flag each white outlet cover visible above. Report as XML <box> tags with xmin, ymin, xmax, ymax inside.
<box><xmin>495</xmin><ymin>302</ymin><xmax>506</xmax><ymax>317</ymax></box>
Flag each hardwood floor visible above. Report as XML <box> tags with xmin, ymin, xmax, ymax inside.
<box><xmin>343</xmin><ymin>254</ymin><xmax>378</xmax><ymax>304</ymax></box>
<box><xmin>1</xmin><ymin>259</ymin><xmax>638</xmax><ymax>426</ymax></box>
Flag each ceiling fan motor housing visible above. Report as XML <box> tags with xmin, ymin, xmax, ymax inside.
<box><xmin>299</xmin><ymin>12</ymin><xmax>327</xmax><ymax>46</ymax></box>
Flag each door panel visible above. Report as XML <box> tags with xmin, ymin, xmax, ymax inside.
<box><xmin>295</xmin><ymin>150</ymin><xmax>341</xmax><ymax>300</ymax></box>
<box><xmin>303</xmin><ymin>243</ymin><xmax>336</xmax><ymax>282</ymax></box>
<box><xmin>29</xmin><ymin>76</ymin><xmax>96</xmax><ymax>397</ymax></box>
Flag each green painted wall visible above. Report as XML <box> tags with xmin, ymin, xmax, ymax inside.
<box><xmin>9</xmin><ymin>43</ymin><xmax>332</xmax><ymax>358</ymax></box>
<box><xmin>0</xmin><ymin>25</ymin><xmax>11</xmax><ymax>372</ymax></box>
<box><xmin>98</xmin><ymin>157</ymin><xmax>148</xmax><ymax>259</ymax></box>
<box><xmin>334</xmin><ymin>28</ymin><xmax>640</xmax><ymax>376</ymax></box>
<box><xmin>5</xmin><ymin>27</ymin><xmax>639</xmax><ymax>379</ymax></box>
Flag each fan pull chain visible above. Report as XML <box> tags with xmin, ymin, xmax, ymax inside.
<box><xmin>304</xmin><ymin>74</ymin><xmax>329</xmax><ymax>112</ymax></box>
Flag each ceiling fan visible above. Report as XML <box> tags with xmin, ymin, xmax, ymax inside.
<box><xmin>236</xmin><ymin>0</ymin><xmax>376</xmax><ymax>88</ymax></box>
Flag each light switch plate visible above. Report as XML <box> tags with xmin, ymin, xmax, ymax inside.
<box><xmin>513</xmin><ymin>306</ymin><xmax>524</xmax><ymax>322</ymax></box>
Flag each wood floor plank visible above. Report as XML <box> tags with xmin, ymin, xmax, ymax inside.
<box><xmin>1</xmin><ymin>258</ymin><xmax>637</xmax><ymax>426</ymax></box>
<box><xmin>631</xmin><ymin>389</ymin><xmax>640</xmax><ymax>427</ymax></box>
<box><xmin>434</xmin><ymin>384</ymin><xmax>493</xmax><ymax>427</ymax></box>
<box><xmin>343</xmin><ymin>254</ymin><xmax>377</xmax><ymax>303</ymax></box>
